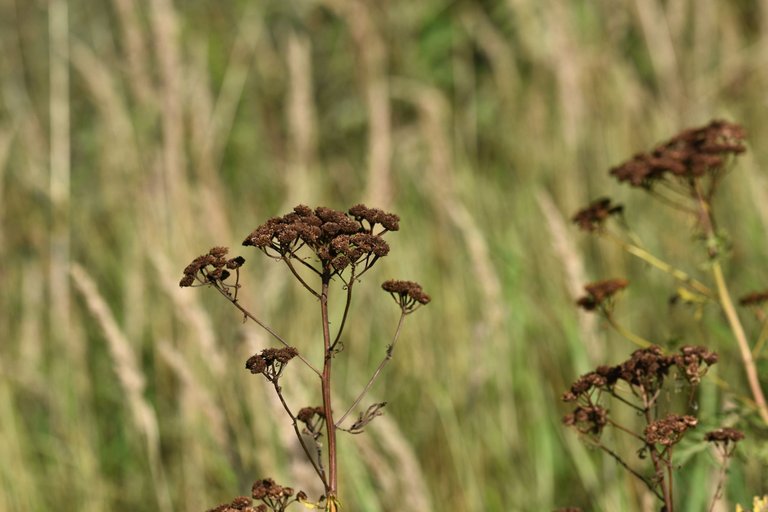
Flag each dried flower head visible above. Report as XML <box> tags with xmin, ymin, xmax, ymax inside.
<box><xmin>705</xmin><ymin>427</ymin><xmax>745</xmax><ymax>445</ymax></box>
<box><xmin>382</xmin><ymin>280</ymin><xmax>430</xmax><ymax>312</ymax></box>
<box><xmin>297</xmin><ymin>406</ymin><xmax>325</xmax><ymax>434</ymax></box>
<box><xmin>576</xmin><ymin>278</ymin><xmax>628</xmax><ymax>311</ymax></box>
<box><xmin>739</xmin><ymin>291</ymin><xmax>768</xmax><ymax>307</ymax></box>
<box><xmin>562</xmin><ymin>405</ymin><xmax>608</xmax><ymax>436</ymax></box>
<box><xmin>180</xmin><ymin>247</ymin><xmax>245</xmax><ymax>287</ymax></box>
<box><xmin>610</xmin><ymin>120</ymin><xmax>746</xmax><ymax>195</ymax></box>
<box><xmin>249</xmin><ymin>478</ymin><xmax>300</xmax><ymax>512</ymax></box>
<box><xmin>562</xmin><ymin>365</ymin><xmax>621</xmax><ymax>402</ymax></box>
<box><xmin>671</xmin><ymin>345</ymin><xmax>718</xmax><ymax>385</ymax></box>
<box><xmin>206</xmin><ymin>496</ymin><xmax>256</xmax><ymax>512</ymax></box>
<box><xmin>245</xmin><ymin>347</ymin><xmax>299</xmax><ymax>382</ymax></box>
<box><xmin>242</xmin><ymin>204</ymin><xmax>398</xmax><ymax>274</ymax></box>
<box><xmin>572</xmin><ymin>197</ymin><xmax>624</xmax><ymax>232</ymax></box>
<box><xmin>618</xmin><ymin>345</ymin><xmax>673</xmax><ymax>392</ymax></box>
<box><xmin>644</xmin><ymin>414</ymin><xmax>697</xmax><ymax>446</ymax></box>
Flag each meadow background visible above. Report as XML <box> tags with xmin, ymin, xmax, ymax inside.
<box><xmin>2</xmin><ymin>0</ymin><xmax>768</xmax><ymax>510</ymax></box>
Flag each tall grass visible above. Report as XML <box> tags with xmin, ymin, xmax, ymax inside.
<box><xmin>2</xmin><ymin>0</ymin><xmax>768</xmax><ymax>510</ymax></box>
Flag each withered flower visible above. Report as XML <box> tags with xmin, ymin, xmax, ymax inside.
<box><xmin>572</xmin><ymin>197</ymin><xmax>624</xmax><ymax>232</ymax></box>
<box><xmin>563</xmin><ymin>405</ymin><xmax>608</xmax><ymax>436</ymax></box>
<box><xmin>739</xmin><ymin>291</ymin><xmax>768</xmax><ymax>307</ymax></box>
<box><xmin>180</xmin><ymin>247</ymin><xmax>245</xmax><ymax>287</ymax></box>
<box><xmin>644</xmin><ymin>414</ymin><xmax>697</xmax><ymax>446</ymax></box>
<box><xmin>245</xmin><ymin>347</ymin><xmax>299</xmax><ymax>382</ymax></box>
<box><xmin>610</xmin><ymin>120</ymin><xmax>746</xmax><ymax>195</ymax></box>
<box><xmin>382</xmin><ymin>280</ymin><xmax>430</xmax><ymax>313</ymax></box>
<box><xmin>250</xmin><ymin>478</ymin><xmax>300</xmax><ymax>511</ymax></box>
<box><xmin>297</xmin><ymin>406</ymin><xmax>325</xmax><ymax>434</ymax></box>
<box><xmin>705</xmin><ymin>428</ymin><xmax>745</xmax><ymax>445</ymax></box>
<box><xmin>242</xmin><ymin>204</ymin><xmax>398</xmax><ymax>275</ymax></box>
<box><xmin>576</xmin><ymin>278</ymin><xmax>628</xmax><ymax>311</ymax></box>
<box><xmin>671</xmin><ymin>345</ymin><xmax>718</xmax><ymax>385</ymax></box>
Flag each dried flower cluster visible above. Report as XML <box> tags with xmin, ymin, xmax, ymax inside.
<box><xmin>576</xmin><ymin>278</ymin><xmax>629</xmax><ymax>311</ymax></box>
<box><xmin>644</xmin><ymin>414</ymin><xmax>698</xmax><ymax>446</ymax></box>
<box><xmin>245</xmin><ymin>348</ymin><xmax>299</xmax><ymax>382</ymax></box>
<box><xmin>242</xmin><ymin>204</ymin><xmax>399</xmax><ymax>274</ymax></box>
<box><xmin>382</xmin><ymin>279</ymin><xmax>431</xmax><ymax>312</ymax></box>
<box><xmin>562</xmin><ymin>405</ymin><xmax>608</xmax><ymax>435</ymax></box>
<box><xmin>250</xmin><ymin>478</ymin><xmax>304</xmax><ymax>512</ymax></box>
<box><xmin>705</xmin><ymin>427</ymin><xmax>745</xmax><ymax>445</ymax></box>
<box><xmin>739</xmin><ymin>291</ymin><xmax>768</xmax><ymax>307</ymax></box>
<box><xmin>572</xmin><ymin>197</ymin><xmax>624</xmax><ymax>232</ymax></box>
<box><xmin>610</xmin><ymin>120</ymin><xmax>746</xmax><ymax>193</ymax></box>
<box><xmin>563</xmin><ymin>345</ymin><xmax>717</xmax><ymax>404</ymax></box>
<box><xmin>183</xmin><ymin>204</ymin><xmax>428</xmax><ymax>512</ymax></box>
<box><xmin>179</xmin><ymin>246</ymin><xmax>245</xmax><ymax>287</ymax></box>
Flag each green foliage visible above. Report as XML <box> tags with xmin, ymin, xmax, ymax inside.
<box><xmin>2</xmin><ymin>0</ymin><xmax>768</xmax><ymax>510</ymax></box>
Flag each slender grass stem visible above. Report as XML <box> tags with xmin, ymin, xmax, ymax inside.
<box><xmin>603</xmin><ymin>312</ymin><xmax>653</xmax><ymax>348</ymax></box>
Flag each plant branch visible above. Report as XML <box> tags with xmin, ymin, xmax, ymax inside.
<box><xmin>319</xmin><ymin>273</ymin><xmax>338</xmax><ymax>499</ymax></box>
<box><xmin>336</xmin><ymin>311</ymin><xmax>406</xmax><ymax>427</ymax></box>
<box><xmin>211</xmin><ymin>283</ymin><xmax>321</xmax><ymax>376</ymax></box>
<box><xmin>330</xmin><ymin>267</ymin><xmax>356</xmax><ymax>352</ymax></box>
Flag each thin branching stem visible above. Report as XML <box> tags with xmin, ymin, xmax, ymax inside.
<box><xmin>272</xmin><ymin>380</ymin><xmax>328</xmax><ymax>487</ymax></box>
<box><xmin>282</xmin><ymin>255</ymin><xmax>321</xmax><ymax>298</ymax></box>
<box><xmin>603</xmin><ymin>311</ymin><xmax>653</xmax><ymax>349</ymax></box>
<box><xmin>319</xmin><ymin>273</ymin><xmax>338</xmax><ymax>499</ymax></box>
<box><xmin>330</xmin><ymin>267</ymin><xmax>356</xmax><ymax>351</ymax></box>
<box><xmin>336</xmin><ymin>311</ymin><xmax>406</xmax><ymax>427</ymax></box>
<box><xmin>600</xmin><ymin>231</ymin><xmax>713</xmax><ymax>298</ymax></box>
<box><xmin>211</xmin><ymin>283</ymin><xmax>321</xmax><ymax>376</ymax></box>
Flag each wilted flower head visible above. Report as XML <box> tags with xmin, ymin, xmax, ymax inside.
<box><xmin>671</xmin><ymin>345</ymin><xmax>718</xmax><ymax>385</ymax></box>
<box><xmin>250</xmin><ymin>478</ymin><xmax>300</xmax><ymax>512</ymax></box>
<box><xmin>706</xmin><ymin>427</ymin><xmax>745</xmax><ymax>443</ymax></box>
<box><xmin>206</xmin><ymin>496</ymin><xmax>256</xmax><ymax>512</ymax></box>
<box><xmin>382</xmin><ymin>280</ymin><xmax>430</xmax><ymax>313</ymax></box>
<box><xmin>645</xmin><ymin>414</ymin><xmax>698</xmax><ymax>446</ymax></box>
<box><xmin>180</xmin><ymin>247</ymin><xmax>245</xmax><ymax>287</ymax></box>
<box><xmin>610</xmin><ymin>120</ymin><xmax>746</xmax><ymax>196</ymax></box>
<box><xmin>572</xmin><ymin>197</ymin><xmax>624</xmax><ymax>232</ymax></box>
<box><xmin>242</xmin><ymin>204</ymin><xmax>398</xmax><ymax>274</ymax></box>
<box><xmin>576</xmin><ymin>278</ymin><xmax>628</xmax><ymax>311</ymax></box>
<box><xmin>245</xmin><ymin>347</ymin><xmax>299</xmax><ymax>382</ymax></box>
<box><xmin>562</xmin><ymin>405</ymin><xmax>608</xmax><ymax>436</ymax></box>
<box><xmin>739</xmin><ymin>291</ymin><xmax>768</xmax><ymax>307</ymax></box>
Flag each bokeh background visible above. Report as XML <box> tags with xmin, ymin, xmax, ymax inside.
<box><xmin>2</xmin><ymin>0</ymin><xmax>768</xmax><ymax>510</ymax></box>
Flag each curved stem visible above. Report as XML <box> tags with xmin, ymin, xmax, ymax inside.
<box><xmin>212</xmin><ymin>284</ymin><xmax>321</xmax><ymax>376</ymax></box>
<box><xmin>330</xmin><ymin>268</ymin><xmax>356</xmax><ymax>351</ymax></box>
<box><xmin>336</xmin><ymin>312</ymin><xmax>406</xmax><ymax>427</ymax></box>
<box><xmin>272</xmin><ymin>381</ymin><xmax>327</xmax><ymax>487</ymax></box>
<box><xmin>711</xmin><ymin>262</ymin><xmax>768</xmax><ymax>424</ymax></box>
<box><xmin>601</xmin><ymin>231</ymin><xmax>713</xmax><ymax>298</ymax></box>
<box><xmin>603</xmin><ymin>312</ymin><xmax>653</xmax><ymax>349</ymax></box>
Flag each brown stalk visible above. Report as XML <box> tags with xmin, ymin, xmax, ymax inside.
<box><xmin>319</xmin><ymin>272</ymin><xmax>339</xmax><ymax>500</ymax></box>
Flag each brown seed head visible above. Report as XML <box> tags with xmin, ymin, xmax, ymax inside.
<box><xmin>644</xmin><ymin>414</ymin><xmax>697</xmax><ymax>446</ymax></box>
<box><xmin>739</xmin><ymin>291</ymin><xmax>768</xmax><ymax>307</ymax></box>
<box><xmin>705</xmin><ymin>427</ymin><xmax>745</xmax><ymax>444</ymax></box>
<box><xmin>562</xmin><ymin>405</ymin><xmax>608</xmax><ymax>436</ymax></box>
<box><xmin>576</xmin><ymin>278</ymin><xmax>628</xmax><ymax>311</ymax></box>
<box><xmin>572</xmin><ymin>197</ymin><xmax>624</xmax><ymax>232</ymax></box>
<box><xmin>382</xmin><ymin>279</ymin><xmax>431</xmax><ymax>312</ymax></box>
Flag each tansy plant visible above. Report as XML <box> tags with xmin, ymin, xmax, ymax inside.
<box><xmin>180</xmin><ymin>205</ymin><xmax>429</xmax><ymax>512</ymax></box>
<box><xmin>559</xmin><ymin>121</ymin><xmax>764</xmax><ymax>511</ymax></box>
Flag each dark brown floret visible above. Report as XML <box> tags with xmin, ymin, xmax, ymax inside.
<box><xmin>572</xmin><ymin>197</ymin><xmax>624</xmax><ymax>232</ymax></box>
<box><xmin>245</xmin><ymin>347</ymin><xmax>299</xmax><ymax>382</ymax></box>
<box><xmin>297</xmin><ymin>406</ymin><xmax>325</xmax><ymax>425</ymax></box>
<box><xmin>610</xmin><ymin>120</ymin><xmax>746</xmax><ymax>191</ymax></box>
<box><xmin>576</xmin><ymin>279</ymin><xmax>628</xmax><ymax>311</ymax></box>
<box><xmin>382</xmin><ymin>280</ymin><xmax>431</xmax><ymax>312</ymax></box>
<box><xmin>563</xmin><ymin>405</ymin><xmax>608</xmax><ymax>435</ymax></box>
<box><xmin>242</xmin><ymin>205</ymin><xmax>398</xmax><ymax>275</ymax></box>
<box><xmin>252</xmin><ymin>478</ymin><xmax>294</xmax><ymax>501</ymax></box>
<box><xmin>705</xmin><ymin>427</ymin><xmax>745</xmax><ymax>444</ymax></box>
<box><xmin>739</xmin><ymin>291</ymin><xmax>768</xmax><ymax>307</ymax></box>
<box><xmin>180</xmin><ymin>247</ymin><xmax>244</xmax><ymax>287</ymax></box>
<box><xmin>644</xmin><ymin>414</ymin><xmax>697</xmax><ymax>446</ymax></box>
<box><xmin>671</xmin><ymin>345</ymin><xmax>718</xmax><ymax>385</ymax></box>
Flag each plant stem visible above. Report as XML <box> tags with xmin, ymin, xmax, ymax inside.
<box><xmin>601</xmin><ymin>231</ymin><xmax>713</xmax><ymax>298</ymax></box>
<box><xmin>319</xmin><ymin>273</ymin><xmax>338</xmax><ymax>499</ymax></box>
<box><xmin>604</xmin><ymin>312</ymin><xmax>653</xmax><ymax>348</ymax></box>
<box><xmin>711</xmin><ymin>261</ymin><xmax>768</xmax><ymax>424</ymax></box>
<box><xmin>336</xmin><ymin>312</ymin><xmax>406</xmax><ymax>427</ymax></box>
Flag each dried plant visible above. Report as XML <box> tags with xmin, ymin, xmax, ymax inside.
<box><xmin>182</xmin><ymin>205</ymin><xmax>429</xmax><ymax>511</ymax></box>
<box><xmin>562</xmin><ymin>120</ymin><xmax>759</xmax><ymax>510</ymax></box>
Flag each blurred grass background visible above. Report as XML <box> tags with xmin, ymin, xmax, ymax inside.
<box><xmin>2</xmin><ymin>0</ymin><xmax>768</xmax><ymax>510</ymax></box>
